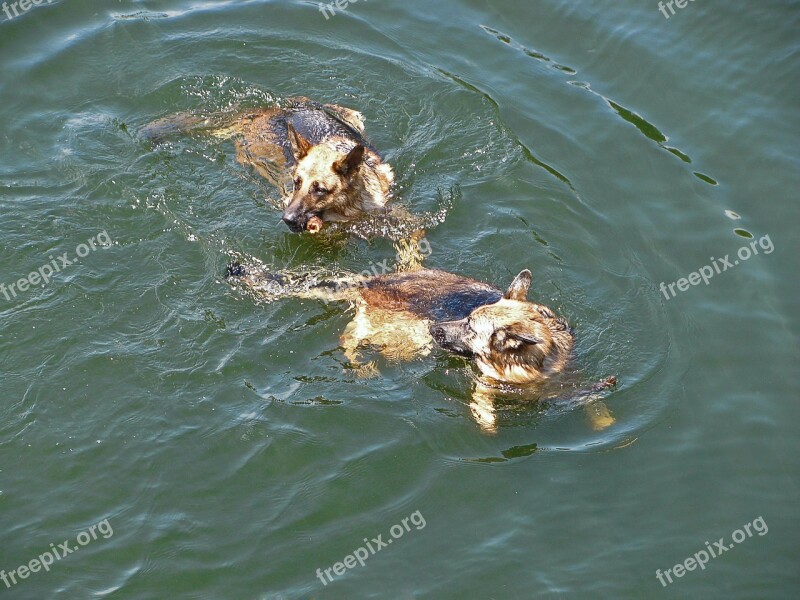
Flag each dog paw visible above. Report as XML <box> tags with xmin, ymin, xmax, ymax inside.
<box><xmin>226</xmin><ymin>262</ymin><xmax>247</xmax><ymax>278</ymax></box>
<box><xmin>351</xmin><ymin>361</ymin><xmax>380</xmax><ymax>379</ymax></box>
<box><xmin>593</xmin><ymin>375</ymin><xmax>618</xmax><ymax>391</ymax></box>
<box><xmin>586</xmin><ymin>401</ymin><xmax>616</xmax><ymax>431</ymax></box>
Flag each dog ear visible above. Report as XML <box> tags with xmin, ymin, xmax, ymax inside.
<box><xmin>333</xmin><ymin>144</ymin><xmax>365</xmax><ymax>177</ymax></box>
<box><xmin>287</xmin><ymin>123</ymin><xmax>312</xmax><ymax>161</ymax></box>
<box><xmin>508</xmin><ymin>331</ymin><xmax>543</xmax><ymax>345</ymax></box>
<box><xmin>504</xmin><ymin>269</ymin><xmax>532</xmax><ymax>301</ymax></box>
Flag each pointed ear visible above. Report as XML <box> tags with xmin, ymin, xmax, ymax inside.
<box><xmin>504</xmin><ymin>269</ymin><xmax>532</xmax><ymax>301</ymax></box>
<box><xmin>287</xmin><ymin>123</ymin><xmax>312</xmax><ymax>161</ymax></box>
<box><xmin>333</xmin><ymin>144</ymin><xmax>365</xmax><ymax>177</ymax></box>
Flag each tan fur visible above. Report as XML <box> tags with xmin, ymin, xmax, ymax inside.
<box><xmin>467</xmin><ymin>299</ymin><xmax>573</xmax><ymax>385</ymax></box>
<box><xmin>228</xmin><ymin>264</ymin><xmax>615</xmax><ymax>431</ymax></box>
<box><xmin>344</xmin><ymin>270</ymin><xmax>613</xmax><ymax>431</ymax></box>
<box><xmin>341</xmin><ymin>306</ymin><xmax>434</xmax><ymax>365</ymax></box>
<box><xmin>143</xmin><ymin>99</ymin><xmax>394</xmax><ymax>229</ymax></box>
<box><xmin>425</xmin><ymin>270</ymin><xmax>574</xmax><ymax>385</ymax></box>
<box><xmin>333</xmin><ymin>270</ymin><xmax>574</xmax><ymax>392</ymax></box>
<box><xmin>286</xmin><ymin>138</ymin><xmax>394</xmax><ymax>224</ymax></box>
<box><xmin>393</xmin><ymin>229</ymin><xmax>428</xmax><ymax>273</ymax></box>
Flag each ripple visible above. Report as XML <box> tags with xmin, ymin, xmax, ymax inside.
<box><xmin>479</xmin><ymin>24</ymin><xmax>722</xmax><ymax>185</ymax></box>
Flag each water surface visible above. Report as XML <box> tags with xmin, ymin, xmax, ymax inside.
<box><xmin>1</xmin><ymin>0</ymin><xmax>798</xmax><ymax>598</ymax></box>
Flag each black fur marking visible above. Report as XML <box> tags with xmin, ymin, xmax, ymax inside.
<box><xmin>364</xmin><ymin>270</ymin><xmax>503</xmax><ymax>322</ymax></box>
<box><xmin>270</xmin><ymin>107</ymin><xmax>376</xmax><ymax>167</ymax></box>
<box><xmin>419</xmin><ymin>289</ymin><xmax>503</xmax><ymax>322</ymax></box>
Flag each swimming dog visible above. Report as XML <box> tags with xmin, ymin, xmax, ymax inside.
<box><xmin>226</xmin><ymin>263</ymin><xmax>616</xmax><ymax>430</ymax></box>
<box><xmin>142</xmin><ymin>97</ymin><xmax>394</xmax><ymax>233</ymax></box>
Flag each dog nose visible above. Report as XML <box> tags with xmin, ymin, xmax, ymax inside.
<box><xmin>282</xmin><ymin>211</ymin><xmax>305</xmax><ymax>232</ymax></box>
<box><xmin>429</xmin><ymin>323</ymin><xmax>445</xmax><ymax>342</ymax></box>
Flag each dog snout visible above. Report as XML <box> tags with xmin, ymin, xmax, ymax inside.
<box><xmin>430</xmin><ymin>321</ymin><xmax>474</xmax><ymax>357</ymax></box>
<box><xmin>429</xmin><ymin>323</ymin><xmax>447</xmax><ymax>344</ymax></box>
<box><xmin>281</xmin><ymin>208</ymin><xmax>307</xmax><ymax>233</ymax></box>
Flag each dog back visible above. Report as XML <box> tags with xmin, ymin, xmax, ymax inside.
<box><xmin>271</xmin><ymin>103</ymin><xmax>377</xmax><ymax>167</ymax></box>
<box><xmin>360</xmin><ymin>270</ymin><xmax>503</xmax><ymax>322</ymax></box>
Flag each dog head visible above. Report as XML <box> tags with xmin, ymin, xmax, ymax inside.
<box><xmin>281</xmin><ymin>124</ymin><xmax>367</xmax><ymax>232</ymax></box>
<box><xmin>429</xmin><ymin>270</ymin><xmax>572</xmax><ymax>384</ymax></box>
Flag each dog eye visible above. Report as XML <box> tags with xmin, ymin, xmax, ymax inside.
<box><xmin>311</xmin><ymin>182</ymin><xmax>329</xmax><ymax>195</ymax></box>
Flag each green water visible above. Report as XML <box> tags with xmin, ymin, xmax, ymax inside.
<box><xmin>1</xmin><ymin>1</ymin><xmax>798</xmax><ymax>598</ymax></box>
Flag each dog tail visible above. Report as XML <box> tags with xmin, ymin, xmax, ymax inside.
<box><xmin>225</xmin><ymin>261</ymin><xmax>365</xmax><ymax>302</ymax></box>
<box><xmin>141</xmin><ymin>111</ymin><xmax>242</xmax><ymax>143</ymax></box>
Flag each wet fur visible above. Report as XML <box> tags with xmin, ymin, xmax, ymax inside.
<box><xmin>142</xmin><ymin>97</ymin><xmax>394</xmax><ymax>230</ymax></box>
<box><xmin>284</xmin><ymin>121</ymin><xmax>394</xmax><ymax>227</ymax></box>
<box><xmin>227</xmin><ymin>264</ymin><xmax>616</xmax><ymax>430</ymax></box>
<box><xmin>229</xmin><ymin>266</ymin><xmax>572</xmax><ymax>384</ymax></box>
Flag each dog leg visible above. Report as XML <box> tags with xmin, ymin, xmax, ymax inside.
<box><xmin>566</xmin><ymin>377</ymin><xmax>617</xmax><ymax>431</ymax></box>
<box><xmin>580</xmin><ymin>376</ymin><xmax>618</xmax><ymax>431</ymax></box>
<box><xmin>469</xmin><ymin>384</ymin><xmax>499</xmax><ymax>434</ymax></box>
<box><xmin>585</xmin><ymin>400</ymin><xmax>615</xmax><ymax>431</ymax></box>
<box><xmin>341</xmin><ymin>316</ymin><xmax>380</xmax><ymax>378</ymax></box>
<box><xmin>393</xmin><ymin>229</ymin><xmax>429</xmax><ymax>272</ymax></box>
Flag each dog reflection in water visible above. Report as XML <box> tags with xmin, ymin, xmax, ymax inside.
<box><xmin>227</xmin><ymin>262</ymin><xmax>616</xmax><ymax>432</ymax></box>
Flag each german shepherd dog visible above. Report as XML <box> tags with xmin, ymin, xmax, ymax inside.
<box><xmin>226</xmin><ymin>263</ymin><xmax>616</xmax><ymax>431</ymax></box>
<box><xmin>142</xmin><ymin>97</ymin><xmax>394</xmax><ymax>234</ymax></box>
